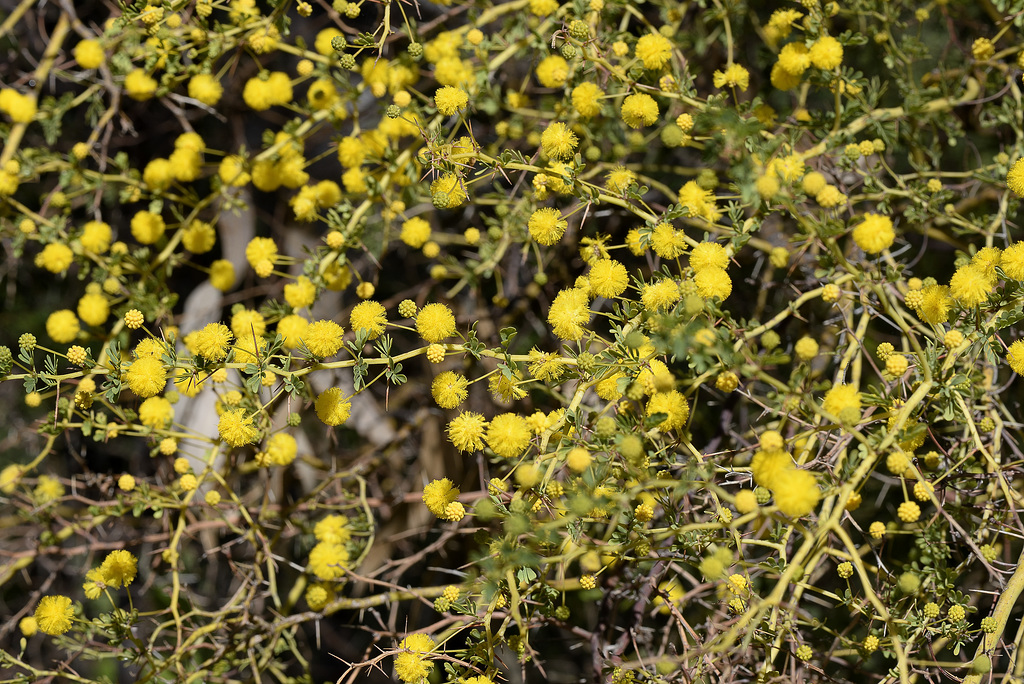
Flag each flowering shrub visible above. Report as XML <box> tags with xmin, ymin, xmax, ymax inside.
<box><xmin>4</xmin><ymin>0</ymin><xmax>1024</xmax><ymax>682</ymax></box>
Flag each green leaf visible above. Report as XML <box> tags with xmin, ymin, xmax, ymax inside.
<box><xmin>995</xmin><ymin>307</ymin><xmax>1024</xmax><ymax>329</ymax></box>
<box><xmin>353</xmin><ymin>359</ymin><xmax>368</xmax><ymax>391</ymax></box>
<box><xmin>516</xmin><ymin>567</ymin><xmax>537</xmax><ymax>584</ymax></box>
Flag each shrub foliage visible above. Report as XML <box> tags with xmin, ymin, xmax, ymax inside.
<box><xmin>2</xmin><ymin>0</ymin><xmax>1024</xmax><ymax>683</ymax></box>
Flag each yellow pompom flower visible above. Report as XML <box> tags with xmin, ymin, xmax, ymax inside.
<box><xmin>758</xmin><ymin>173</ymin><xmax>781</xmax><ymax>198</ymax></box>
<box><xmin>972</xmin><ymin>246</ymin><xmax>1002</xmax><ymax>285</ymax></box>
<box><xmin>916</xmin><ymin>284</ymin><xmax>953</xmax><ymax>324</ymax></box>
<box><xmin>885</xmin><ymin>354</ymin><xmax>909</xmax><ymax>376</ymax></box>
<box><xmin>448</xmin><ymin>411</ymin><xmax>487</xmax><ymax>452</ymax></box>
<box><xmin>852</xmin><ymin>213</ymin><xmax>895</xmax><ymax>254</ymax></box>
<box><xmin>690</xmin><ymin>242</ymin><xmax>729</xmax><ymax>272</ymax></box>
<box><xmin>219</xmin><ymin>155</ymin><xmax>251</xmax><ymax>186</ymax></box>
<box><xmin>794</xmin><ymin>336</ymin><xmax>819</xmax><ymax>361</ymax></box>
<box><xmin>314</xmin><ymin>515</ymin><xmax>351</xmax><ymax>544</ymax></box>
<box><xmin>308</xmin><ymin>541</ymin><xmax>349</xmax><ymax>580</ymax></box>
<box><xmin>949</xmin><ymin>264</ymin><xmax>992</xmax><ymax>307</ymax></box>
<box><xmin>822</xmin><ymin>383</ymin><xmax>862</xmax><ymax>423</ymax></box>
<box><xmin>34</xmin><ymin>474</ymin><xmax>64</xmax><ymax>503</ymax></box>
<box><xmin>1001</xmin><ymin>243</ymin><xmax>1024</xmax><ymax>280</ymax></box>
<box><xmin>242</xmin><ymin>72</ymin><xmax>293</xmax><ymax>110</ymax></box>
<box><xmin>694</xmin><ymin>267</ymin><xmax>732</xmax><ymax>300</ymax></box>
<box><xmin>528</xmin><ymin>207</ymin><xmax>568</xmax><ymax>245</ymax></box>
<box><xmin>802</xmin><ymin>172</ymin><xmax>827</xmax><ymax>196</ymax></box>
<box><xmin>646</xmin><ymin>390</ymin><xmax>690</xmax><ymax>431</ymax></box>
<box><xmin>620</xmin><ymin>93</ymin><xmax>659</xmax><ymax>128</ymax></box>
<box><xmin>972</xmin><ymin>37</ymin><xmax>995</xmax><ymax>61</ymax></box>
<box><xmin>230</xmin><ymin>309</ymin><xmax>266</xmax><ymax>344</ymax></box>
<box><xmin>187</xmin><ymin>73</ymin><xmax>223</xmax><ymax>106</ymax></box>
<box><xmin>635</xmin><ymin>33</ymin><xmax>673</xmax><ymax>70</ymax></box>
<box><xmin>122</xmin><ymin>309</ymin><xmax>144</xmax><ymax>330</ymax></box>
<box><xmin>314</xmin><ymin>27</ymin><xmax>343</xmax><ymax>55</ymax></box>
<box><xmin>809</xmin><ymin>35</ymin><xmax>843</xmax><ymax>69</ymax></box>
<box><xmin>284</xmin><ymin>276</ymin><xmax>317</xmax><ymax>310</ymax></box>
<box><xmin>192</xmin><ymin>322</ymin><xmax>233</xmax><ymax>361</ymax></box>
<box><xmin>595</xmin><ymin>372</ymin><xmax>626</xmax><ymax>400</ymax></box>
<box><xmin>712</xmin><ymin>63</ymin><xmax>750</xmax><ymax>90</ymax></box>
<box><xmin>677</xmin><ymin>180</ymin><xmax>720</xmax><ymax>222</ymax></box>
<box><xmin>245</xmin><ymin>237</ymin><xmax>278</xmax><ymax>278</ymax></box>
<box><xmin>0</xmin><ymin>88</ymin><xmax>37</xmax><ymax>122</ymax></box>
<box><xmin>431</xmin><ymin>371</ymin><xmax>468</xmax><ymax>409</ymax></box>
<box><xmin>80</xmin><ymin>220</ymin><xmax>112</xmax><ymax>253</ymax></box>
<box><xmin>535</xmin><ymin>55</ymin><xmax>569</xmax><ymax>88</ymax></box>
<box><xmin>528</xmin><ymin>0</ymin><xmax>558</xmax><ymax>16</ymax></box>
<box><xmin>1007</xmin><ymin>340</ymin><xmax>1024</xmax><ymax>375</ymax></box>
<box><xmin>571</xmin><ymin>82</ymin><xmax>603</xmax><ymax>118</ymax></box>
<box><xmin>0</xmin><ymin>464</ymin><xmax>22</xmax><ymax>494</ymax></box>
<box><xmin>400</xmin><ymin>217</ymin><xmax>432</xmax><ymax>248</ymax></box>
<box><xmin>181</xmin><ymin>220</ymin><xmax>216</xmax><ymax>254</ymax></box>
<box><xmin>277</xmin><ymin>314</ymin><xmax>309</xmax><ymax>350</ymax></box>
<box><xmin>209</xmin><ymin>259</ymin><xmax>235</xmax><ymax>292</ymax></box>
<box><xmin>641</xmin><ymin>279</ymin><xmax>681</xmax><ymax>312</ymax></box>
<box><xmin>315</xmin><ymin>387</ymin><xmax>352</xmax><ymax>426</ymax></box>
<box><xmin>416</xmin><ymin>303</ymin><xmax>457</xmax><ymax>343</ymax></box>
<box><xmin>34</xmin><ymin>595</ymin><xmax>75</xmax><ymax>635</ymax></box>
<box><xmin>429</xmin><ymin>173</ymin><xmax>468</xmax><ymax>207</ymax></box>
<box><xmin>734</xmin><ymin>490</ymin><xmax>758</xmax><ymax>514</ymax></box>
<box><xmin>750</xmin><ymin>448</ymin><xmax>792</xmax><ymax>489</ymax></box>
<box><xmin>540</xmin><ymin>121</ymin><xmax>578</xmax><ymax>160</ymax></box>
<box><xmin>0</xmin><ymin>168</ymin><xmax>18</xmax><ymax>196</ymax></box>
<box><xmin>265</xmin><ymin>432</ymin><xmax>298</xmax><ymax>466</ymax></box>
<box><xmin>336</xmin><ymin>137</ymin><xmax>366</xmax><ymax>169</ymax></box>
<box><xmin>124</xmin><ymin>356</ymin><xmax>165</xmax><ymax>398</ymax></box>
<box><xmin>434</xmin><ymin>85</ymin><xmax>468</xmax><ymax>116</ymax></box>
<box><xmin>488</xmin><ymin>368</ymin><xmax>526</xmax><ymax>403</ymax></box>
<box><xmin>143</xmin><ymin>158</ymin><xmax>173</xmax><ymax>191</ymax></box>
<box><xmin>124</xmin><ymin>69</ymin><xmax>158</xmax><ymax>100</ymax></box>
<box><xmin>486</xmin><ymin>413</ymin><xmax>532</xmax><ymax>458</ymax></box>
<box><xmin>138</xmin><ymin>396</ymin><xmax>174</xmax><ymax>428</ymax></box>
<box><xmin>134</xmin><ymin>339</ymin><xmax>164</xmax><ymax>359</ymax></box>
<box><xmin>760</xmin><ymin>430</ymin><xmax>784</xmax><ymax>451</ymax></box>
<box><xmin>218</xmin><ymin>409</ymin><xmax>259</xmax><ymax>447</ymax></box>
<box><xmin>605</xmin><ymin>166</ymin><xmax>636</xmax><ymax>194</ymax></box>
<box><xmin>19</xmin><ymin>616</ymin><xmax>38</xmax><ymax>637</ymax></box>
<box><xmin>777</xmin><ymin>42</ymin><xmax>810</xmax><ymax>75</ymax></box>
<box><xmin>1007</xmin><ymin>158</ymin><xmax>1024</xmax><ymax>197</ymax></box>
<box><xmin>588</xmin><ymin>259</ymin><xmax>629</xmax><ymax>298</ymax></box>
<box><xmin>771</xmin><ymin>469</ymin><xmax>820</xmax><ymax>517</ymax></box>
<box><xmin>36</xmin><ymin>243</ymin><xmax>74</xmax><ymax>274</ymax></box>
<box><xmin>770</xmin><ymin>62</ymin><xmax>802</xmax><ymax>91</ymax></box>
<box><xmin>302</xmin><ymin>319</ymin><xmax>345</xmax><ymax>358</ymax></box>
<box><xmin>566</xmin><ymin>447</ymin><xmax>591</xmax><ymax>473</ymax></box>
<box><xmin>886</xmin><ymin>450</ymin><xmax>910</xmax><ymax>476</ymax></box>
<box><xmin>73</xmin><ymin>39</ymin><xmax>105</xmax><ymax>69</ymax></box>
<box><xmin>99</xmin><ymin>550</ymin><xmax>138</xmax><ymax>588</ymax></box>
<box><xmin>349</xmin><ymin>300</ymin><xmax>387</xmax><ymax>340</ymax></box>
<box><xmin>766</xmin><ymin>9</ymin><xmax>802</xmax><ymax>38</ymax></box>
<box><xmin>394</xmin><ymin>634</ymin><xmax>436</xmax><ymax>682</ymax></box>
<box><xmin>305</xmin><ymin>584</ymin><xmax>330</xmax><ymax>611</ymax></box>
<box><xmin>548</xmin><ymin>287</ymin><xmax>590</xmax><ymax>340</ymax></box>
<box><xmin>650</xmin><ymin>222</ymin><xmax>686</xmax><ymax>259</ymax></box>
<box><xmin>816</xmin><ymin>184</ymin><xmax>847</xmax><ymax>208</ymax></box>
<box><xmin>422</xmin><ymin>478</ymin><xmax>461</xmax><ymax>519</ymax></box>
<box><xmin>130</xmin><ymin>210</ymin><xmax>166</xmax><ymax>245</ymax></box>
